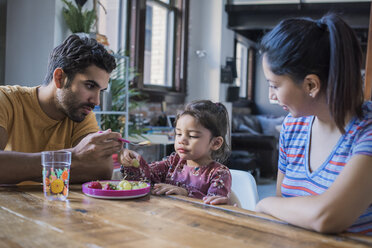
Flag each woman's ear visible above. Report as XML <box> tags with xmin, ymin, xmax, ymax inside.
<box><xmin>53</xmin><ymin>68</ymin><xmax>66</xmax><ymax>89</ymax></box>
<box><xmin>211</xmin><ymin>136</ymin><xmax>224</xmax><ymax>151</ymax></box>
<box><xmin>304</xmin><ymin>74</ymin><xmax>321</xmax><ymax>98</ymax></box>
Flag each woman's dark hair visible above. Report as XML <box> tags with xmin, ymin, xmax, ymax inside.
<box><xmin>174</xmin><ymin>100</ymin><xmax>231</xmax><ymax>163</ymax></box>
<box><xmin>259</xmin><ymin>13</ymin><xmax>364</xmax><ymax>132</ymax></box>
<box><xmin>43</xmin><ymin>34</ymin><xmax>116</xmax><ymax>86</ymax></box>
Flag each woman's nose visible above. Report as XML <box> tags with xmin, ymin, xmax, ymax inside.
<box><xmin>268</xmin><ymin>88</ymin><xmax>277</xmax><ymax>101</ymax></box>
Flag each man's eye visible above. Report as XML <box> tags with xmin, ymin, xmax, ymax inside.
<box><xmin>86</xmin><ymin>84</ymin><xmax>95</xmax><ymax>89</ymax></box>
<box><xmin>269</xmin><ymin>85</ymin><xmax>277</xmax><ymax>89</ymax></box>
<box><xmin>189</xmin><ymin>136</ymin><xmax>199</xmax><ymax>139</ymax></box>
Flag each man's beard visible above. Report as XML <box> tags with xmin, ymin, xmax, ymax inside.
<box><xmin>57</xmin><ymin>91</ymin><xmax>95</xmax><ymax>122</ymax></box>
<box><xmin>64</xmin><ymin>102</ymin><xmax>95</xmax><ymax>122</ymax></box>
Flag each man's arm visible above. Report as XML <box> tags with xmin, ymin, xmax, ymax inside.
<box><xmin>0</xmin><ymin>127</ymin><xmax>43</xmax><ymax>183</ymax></box>
<box><xmin>0</xmin><ymin>127</ymin><xmax>122</xmax><ymax>184</ymax></box>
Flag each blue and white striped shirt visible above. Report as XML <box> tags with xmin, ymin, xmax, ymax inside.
<box><xmin>279</xmin><ymin>101</ymin><xmax>372</xmax><ymax>235</ymax></box>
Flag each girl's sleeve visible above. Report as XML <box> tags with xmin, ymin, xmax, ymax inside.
<box><xmin>120</xmin><ymin>153</ymin><xmax>177</xmax><ymax>183</ymax></box>
<box><xmin>206</xmin><ymin>166</ymin><xmax>232</xmax><ymax>197</ymax></box>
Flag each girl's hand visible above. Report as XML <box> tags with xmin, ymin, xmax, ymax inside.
<box><xmin>203</xmin><ymin>195</ymin><xmax>229</xmax><ymax>205</ymax></box>
<box><xmin>119</xmin><ymin>149</ymin><xmax>141</xmax><ymax>167</ymax></box>
<box><xmin>152</xmin><ymin>183</ymin><xmax>188</xmax><ymax>196</ymax></box>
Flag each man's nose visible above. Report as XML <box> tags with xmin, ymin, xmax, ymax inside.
<box><xmin>91</xmin><ymin>91</ymin><xmax>101</xmax><ymax>106</ymax></box>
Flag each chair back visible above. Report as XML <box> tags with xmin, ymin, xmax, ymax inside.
<box><xmin>230</xmin><ymin>169</ymin><xmax>259</xmax><ymax>211</ymax></box>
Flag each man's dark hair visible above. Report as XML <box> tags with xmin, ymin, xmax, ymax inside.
<box><xmin>43</xmin><ymin>34</ymin><xmax>116</xmax><ymax>86</ymax></box>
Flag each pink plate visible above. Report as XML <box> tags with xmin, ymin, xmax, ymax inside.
<box><xmin>82</xmin><ymin>180</ymin><xmax>150</xmax><ymax>199</ymax></box>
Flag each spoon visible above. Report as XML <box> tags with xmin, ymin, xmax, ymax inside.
<box><xmin>118</xmin><ymin>138</ymin><xmax>151</xmax><ymax>146</ymax></box>
<box><xmin>98</xmin><ymin>131</ymin><xmax>150</xmax><ymax>146</ymax></box>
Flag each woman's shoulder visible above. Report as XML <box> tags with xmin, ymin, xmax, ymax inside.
<box><xmin>282</xmin><ymin>114</ymin><xmax>313</xmax><ymax>132</ymax></box>
<box><xmin>362</xmin><ymin>101</ymin><xmax>372</xmax><ymax>119</ymax></box>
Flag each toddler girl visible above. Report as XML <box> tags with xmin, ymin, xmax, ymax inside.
<box><xmin>120</xmin><ymin>100</ymin><xmax>232</xmax><ymax>205</ymax></box>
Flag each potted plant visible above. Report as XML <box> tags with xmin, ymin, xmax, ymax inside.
<box><xmin>99</xmin><ymin>51</ymin><xmax>147</xmax><ymax>137</ymax></box>
<box><xmin>61</xmin><ymin>0</ymin><xmax>96</xmax><ymax>34</ymax></box>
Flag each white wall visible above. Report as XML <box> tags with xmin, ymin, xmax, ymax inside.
<box><xmin>187</xmin><ymin>0</ymin><xmax>234</xmax><ymax>103</ymax></box>
<box><xmin>5</xmin><ymin>0</ymin><xmax>66</xmax><ymax>86</ymax></box>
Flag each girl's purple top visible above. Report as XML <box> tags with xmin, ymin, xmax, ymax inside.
<box><xmin>121</xmin><ymin>152</ymin><xmax>232</xmax><ymax>199</ymax></box>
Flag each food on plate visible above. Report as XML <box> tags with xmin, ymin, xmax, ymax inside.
<box><xmin>85</xmin><ymin>180</ymin><xmax>149</xmax><ymax>191</ymax></box>
<box><xmin>87</xmin><ymin>181</ymin><xmax>103</xmax><ymax>189</ymax></box>
<box><xmin>118</xmin><ymin>180</ymin><xmax>132</xmax><ymax>190</ymax></box>
<box><xmin>103</xmin><ymin>182</ymin><xmax>117</xmax><ymax>190</ymax></box>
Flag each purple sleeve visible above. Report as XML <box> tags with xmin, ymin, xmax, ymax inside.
<box><xmin>120</xmin><ymin>153</ymin><xmax>178</xmax><ymax>183</ymax></box>
<box><xmin>206</xmin><ymin>166</ymin><xmax>232</xmax><ymax>197</ymax></box>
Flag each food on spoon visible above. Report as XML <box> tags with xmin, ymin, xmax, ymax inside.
<box><xmin>138</xmin><ymin>140</ymin><xmax>151</xmax><ymax>145</ymax></box>
<box><xmin>87</xmin><ymin>181</ymin><xmax>103</xmax><ymax>189</ymax></box>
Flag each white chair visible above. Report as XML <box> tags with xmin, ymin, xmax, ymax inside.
<box><xmin>230</xmin><ymin>169</ymin><xmax>259</xmax><ymax>211</ymax></box>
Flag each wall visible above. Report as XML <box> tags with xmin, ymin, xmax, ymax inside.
<box><xmin>0</xmin><ymin>0</ymin><xmax>6</xmax><ymax>85</ymax></box>
<box><xmin>187</xmin><ymin>0</ymin><xmax>234</xmax><ymax>103</ymax></box>
<box><xmin>4</xmin><ymin>0</ymin><xmax>67</xmax><ymax>86</ymax></box>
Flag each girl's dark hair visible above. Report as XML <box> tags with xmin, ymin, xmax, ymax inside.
<box><xmin>175</xmin><ymin>100</ymin><xmax>231</xmax><ymax>163</ymax></box>
<box><xmin>43</xmin><ymin>34</ymin><xmax>116</xmax><ymax>86</ymax></box>
<box><xmin>259</xmin><ymin>13</ymin><xmax>364</xmax><ymax>132</ymax></box>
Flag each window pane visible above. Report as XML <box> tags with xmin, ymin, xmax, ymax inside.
<box><xmin>236</xmin><ymin>42</ymin><xmax>248</xmax><ymax>98</ymax></box>
<box><xmin>97</xmin><ymin>0</ymin><xmax>128</xmax><ymax>52</ymax></box>
<box><xmin>144</xmin><ymin>2</ymin><xmax>174</xmax><ymax>87</ymax></box>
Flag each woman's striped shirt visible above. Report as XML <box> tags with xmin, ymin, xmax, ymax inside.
<box><xmin>279</xmin><ymin>101</ymin><xmax>372</xmax><ymax>235</ymax></box>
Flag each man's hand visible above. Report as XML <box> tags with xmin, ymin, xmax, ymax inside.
<box><xmin>152</xmin><ymin>183</ymin><xmax>188</xmax><ymax>196</ymax></box>
<box><xmin>72</xmin><ymin>130</ymin><xmax>122</xmax><ymax>163</ymax></box>
<box><xmin>68</xmin><ymin>130</ymin><xmax>123</xmax><ymax>182</ymax></box>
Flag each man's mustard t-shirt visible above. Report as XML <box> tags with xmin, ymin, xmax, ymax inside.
<box><xmin>0</xmin><ymin>85</ymin><xmax>99</xmax><ymax>152</ymax></box>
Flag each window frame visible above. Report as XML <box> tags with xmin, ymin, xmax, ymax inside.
<box><xmin>234</xmin><ymin>34</ymin><xmax>256</xmax><ymax>101</ymax></box>
<box><xmin>128</xmin><ymin>0</ymin><xmax>189</xmax><ymax>103</ymax></box>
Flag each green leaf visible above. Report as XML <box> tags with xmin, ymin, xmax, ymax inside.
<box><xmin>61</xmin><ymin>0</ymin><xmax>96</xmax><ymax>33</ymax></box>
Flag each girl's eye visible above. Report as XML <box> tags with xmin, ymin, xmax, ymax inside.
<box><xmin>175</xmin><ymin>133</ymin><xmax>182</xmax><ymax>137</ymax></box>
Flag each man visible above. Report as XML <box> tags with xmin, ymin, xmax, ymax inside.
<box><xmin>0</xmin><ymin>34</ymin><xmax>123</xmax><ymax>184</ymax></box>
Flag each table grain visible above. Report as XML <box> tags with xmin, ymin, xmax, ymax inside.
<box><xmin>0</xmin><ymin>184</ymin><xmax>371</xmax><ymax>248</ymax></box>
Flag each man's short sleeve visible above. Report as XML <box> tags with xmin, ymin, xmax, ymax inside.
<box><xmin>0</xmin><ymin>88</ymin><xmax>13</xmax><ymax>131</ymax></box>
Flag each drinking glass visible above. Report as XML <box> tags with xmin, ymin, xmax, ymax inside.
<box><xmin>42</xmin><ymin>151</ymin><xmax>71</xmax><ymax>201</ymax></box>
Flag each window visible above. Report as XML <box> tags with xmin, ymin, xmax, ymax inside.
<box><xmin>236</xmin><ymin>42</ymin><xmax>248</xmax><ymax>98</ymax></box>
<box><xmin>96</xmin><ymin>0</ymin><xmax>128</xmax><ymax>53</ymax></box>
<box><xmin>235</xmin><ymin>35</ymin><xmax>256</xmax><ymax>101</ymax></box>
<box><xmin>129</xmin><ymin>0</ymin><xmax>189</xmax><ymax>103</ymax></box>
<box><xmin>144</xmin><ymin>1</ymin><xmax>174</xmax><ymax>87</ymax></box>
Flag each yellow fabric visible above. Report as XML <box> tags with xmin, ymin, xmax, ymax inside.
<box><xmin>0</xmin><ymin>85</ymin><xmax>99</xmax><ymax>152</ymax></box>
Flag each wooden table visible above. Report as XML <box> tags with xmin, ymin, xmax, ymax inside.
<box><xmin>1</xmin><ymin>184</ymin><xmax>372</xmax><ymax>248</ymax></box>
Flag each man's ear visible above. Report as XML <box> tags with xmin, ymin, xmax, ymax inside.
<box><xmin>211</xmin><ymin>136</ymin><xmax>224</xmax><ymax>151</ymax></box>
<box><xmin>304</xmin><ymin>74</ymin><xmax>321</xmax><ymax>97</ymax></box>
<box><xmin>53</xmin><ymin>68</ymin><xmax>66</xmax><ymax>89</ymax></box>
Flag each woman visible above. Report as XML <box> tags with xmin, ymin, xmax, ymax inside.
<box><xmin>255</xmin><ymin>13</ymin><xmax>372</xmax><ymax>235</ymax></box>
